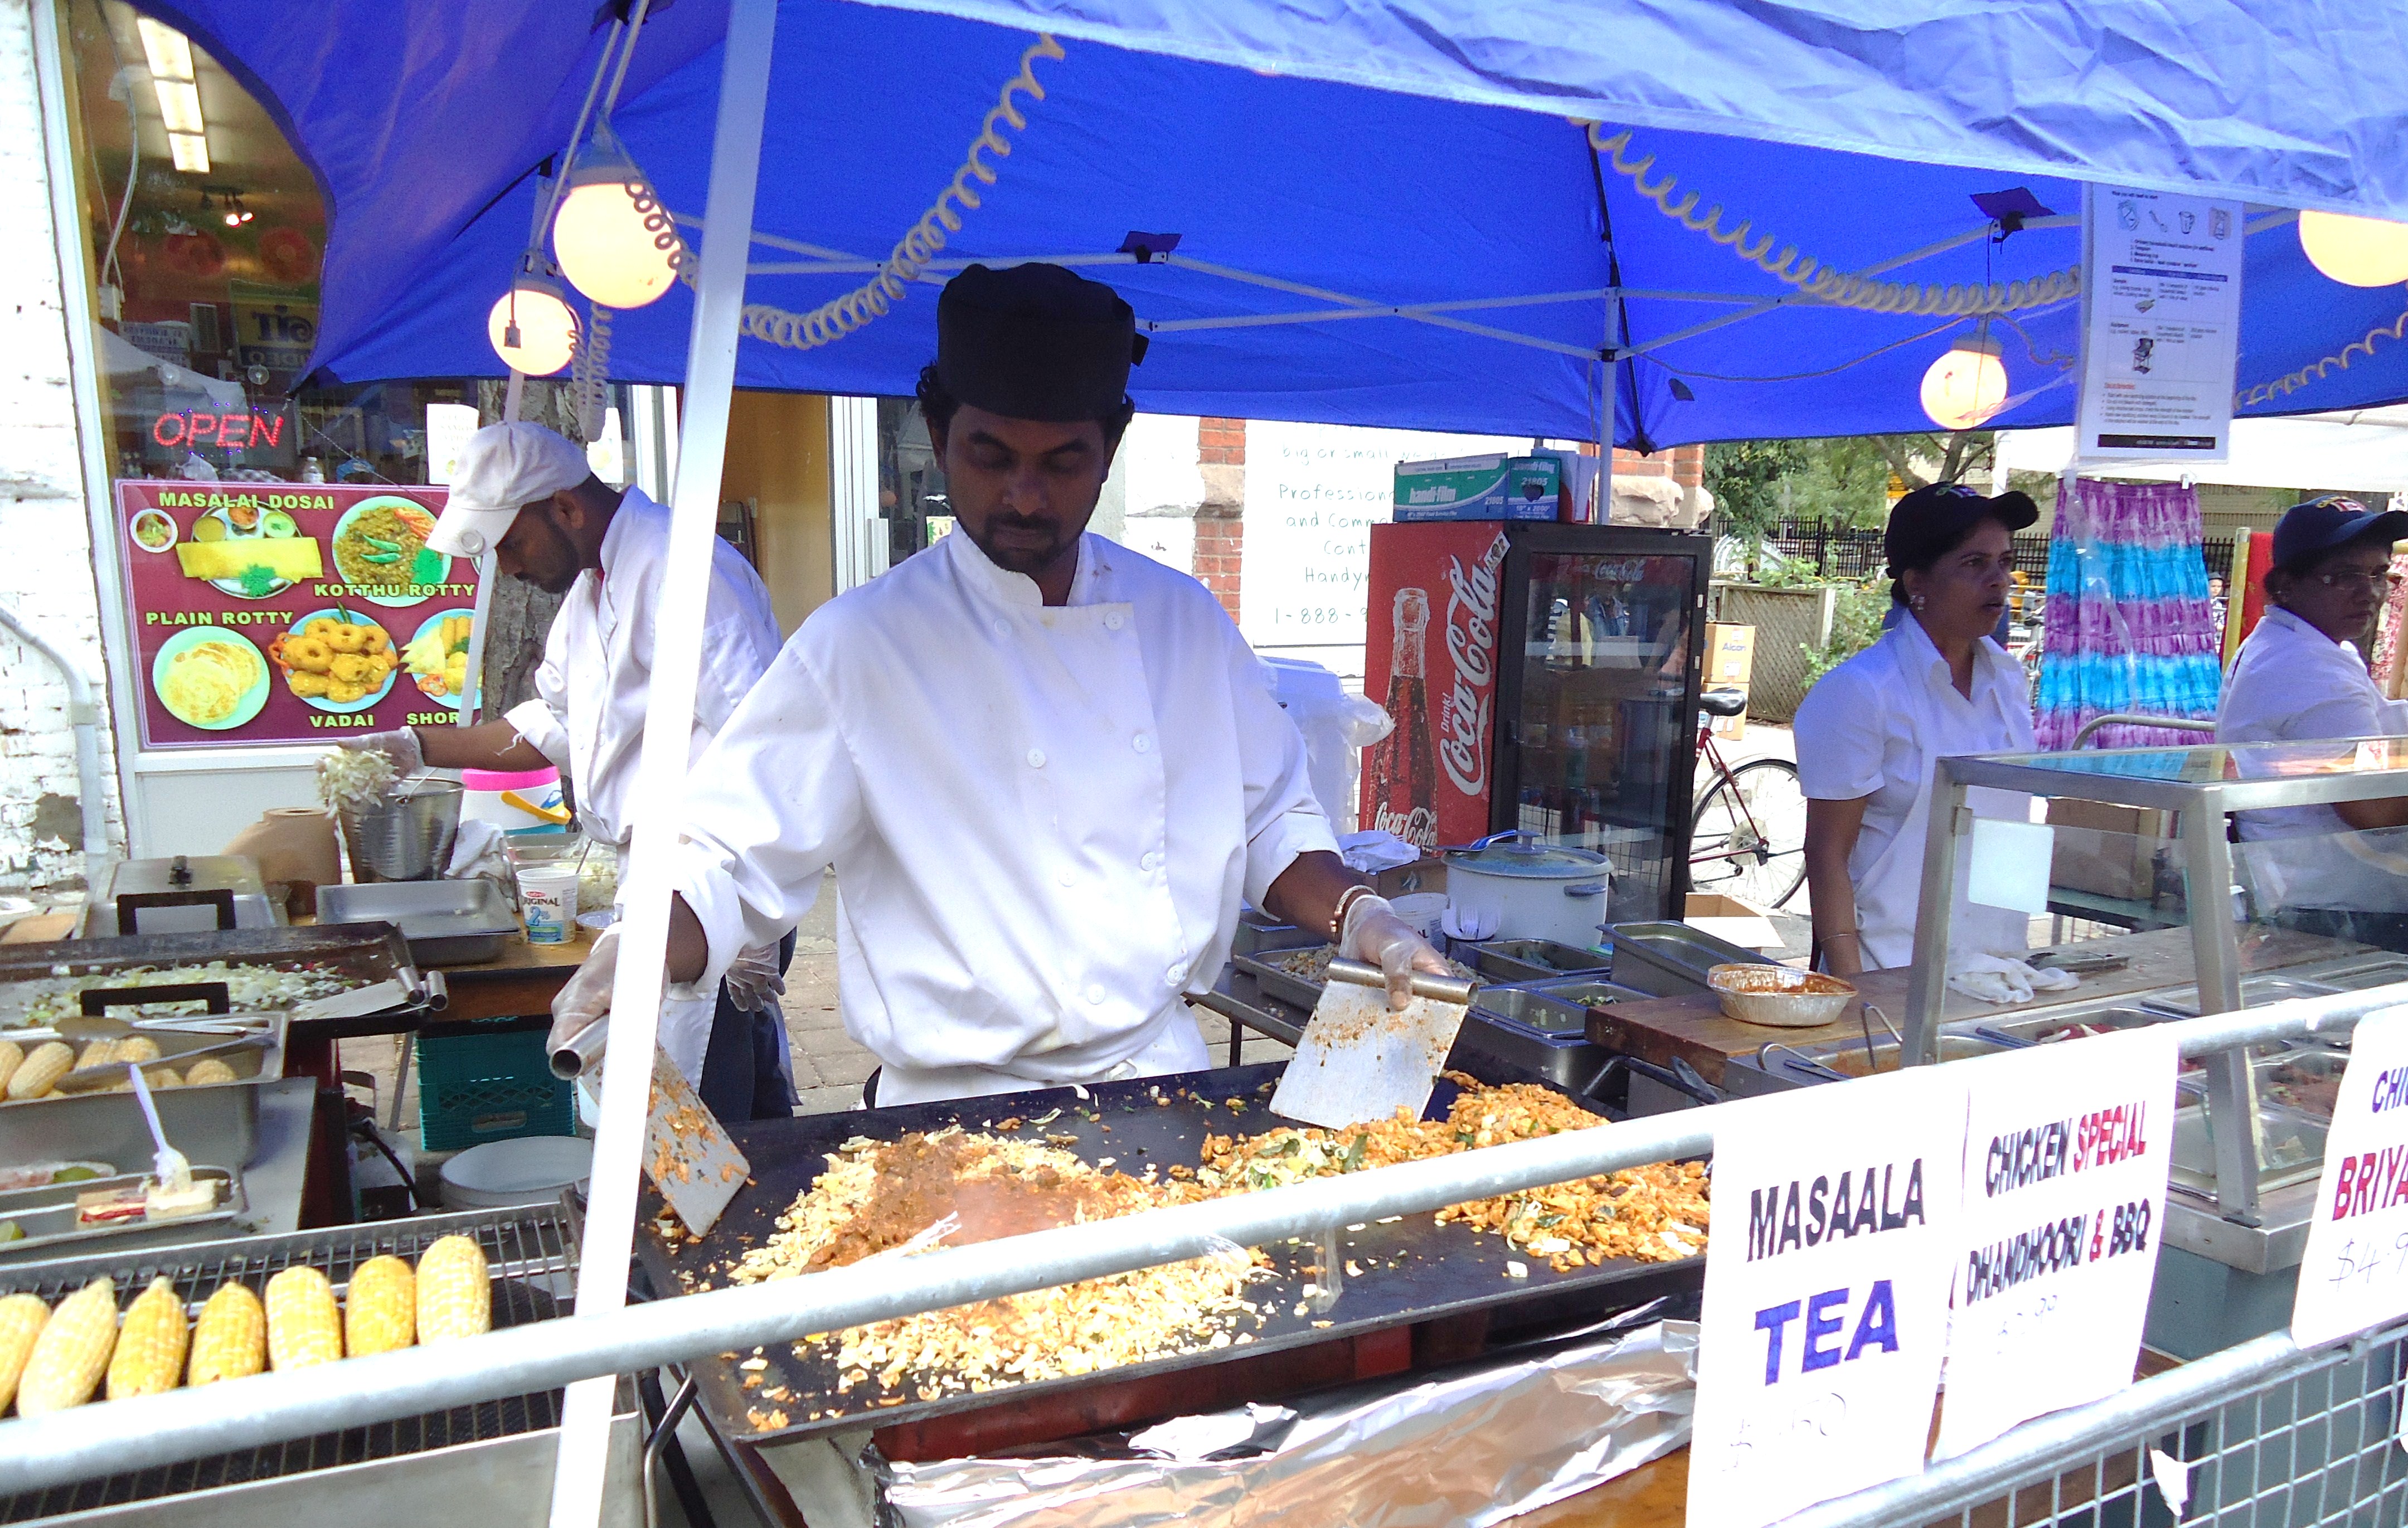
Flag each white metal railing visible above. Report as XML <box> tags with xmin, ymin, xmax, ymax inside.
<box><xmin>0</xmin><ymin>982</ymin><xmax>2400</xmax><ymax>1497</ymax></box>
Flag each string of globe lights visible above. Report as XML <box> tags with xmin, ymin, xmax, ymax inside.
<box><xmin>486</xmin><ymin>0</ymin><xmax>687</xmax><ymax>419</ymax></box>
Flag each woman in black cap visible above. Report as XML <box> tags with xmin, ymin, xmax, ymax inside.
<box><xmin>1793</xmin><ymin>484</ymin><xmax>2040</xmax><ymax>975</ymax></box>
<box><xmin>2217</xmin><ymin>496</ymin><xmax>2408</xmax><ymax>947</ymax></box>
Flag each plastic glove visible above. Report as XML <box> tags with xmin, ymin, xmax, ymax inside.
<box><xmin>724</xmin><ymin>942</ymin><xmax>787</xmax><ymax>1013</ymax></box>
<box><xmin>343</xmin><ymin>726</ymin><xmax>424</xmax><ymax>775</ymax></box>
<box><xmin>548</xmin><ymin>924</ymin><xmax>619</xmax><ymax>1065</ymax></box>
<box><xmin>1945</xmin><ymin>952</ymin><xmax>2076</xmax><ymax>1006</ymax></box>
<box><xmin>1339</xmin><ymin>892</ymin><xmax>1454</xmax><ymax>1010</ymax></box>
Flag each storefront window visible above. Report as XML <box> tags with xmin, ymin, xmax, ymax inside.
<box><xmin>877</xmin><ymin>397</ymin><xmax>949</xmax><ymax>564</ymax></box>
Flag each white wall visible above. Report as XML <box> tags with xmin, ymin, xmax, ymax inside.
<box><xmin>0</xmin><ymin>0</ymin><xmax>119</xmax><ymax>892</ymax></box>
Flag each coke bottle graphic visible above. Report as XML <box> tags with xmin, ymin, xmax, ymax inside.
<box><xmin>1369</xmin><ymin>587</ymin><xmax>1439</xmax><ymax>850</ymax></box>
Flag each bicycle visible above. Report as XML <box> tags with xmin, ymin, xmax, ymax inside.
<box><xmin>1688</xmin><ymin>686</ymin><xmax>1808</xmax><ymax>908</ymax></box>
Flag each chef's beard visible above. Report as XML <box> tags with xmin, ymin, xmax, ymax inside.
<box><xmin>964</xmin><ymin>513</ymin><xmax>1077</xmax><ymax>578</ymax></box>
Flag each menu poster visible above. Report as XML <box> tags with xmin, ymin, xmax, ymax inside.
<box><xmin>1687</xmin><ymin>1069</ymin><xmax>1967</xmax><ymax>1528</ymax></box>
<box><xmin>2292</xmin><ymin>1008</ymin><xmax>2408</xmax><ymax>1349</ymax></box>
<box><xmin>2076</xmin><ymin>183</ymin><xmax>2245</xmax><ymax>462</ymax></box>
<box><xmin>115</xmin><ymin>480</ymin><xmax>480</xmax><ymax>749</ymax></box>
<box><xmin>1934</xmin><ymin>1029</ymin><xmax>2178</xmax><ymax>1459</ymax></box>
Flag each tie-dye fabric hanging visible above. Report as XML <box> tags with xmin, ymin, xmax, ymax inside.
<box><xmin>2034</xmin><ymin>478</ymin><xmax>2222</xmax><ymax>751</ymax></box>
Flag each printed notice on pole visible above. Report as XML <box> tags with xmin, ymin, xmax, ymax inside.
<box><xmin>1934</xmin><ymin>1029</ymin><xmax>2177</xmax><ymax>1458</ymax></box>
<box><xmin>2076</xmin><ymin>184</ymin><xmax>2245</xmax><ymax>461</ymax></box>
<box><xmin>2291</xmin><ymin>1007</ymin><xmax>2408</xmax><ymax>1348</ymax></box>
<box><xmin>1688</xmin><ymin>1070</ymin><xmax>1967</xmax><ymax>1528</ymax></box>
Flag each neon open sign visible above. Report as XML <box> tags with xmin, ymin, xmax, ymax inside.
<box><xmin>151</xmin><ymin>411</ymin><xmax>287</xmax><ymax>449</ymax></box>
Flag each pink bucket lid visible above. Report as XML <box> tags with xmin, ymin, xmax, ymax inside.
<box><xmin>462</xmin><ymin>765</ymin><xmax>559</xmax><ymax>792</ymax></box>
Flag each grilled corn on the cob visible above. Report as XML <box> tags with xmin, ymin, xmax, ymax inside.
<box><xmin>265</xmin><ymin>1267</ymin><xmax>341</xmax><ymax>1370</ymax></box>
<box><xmin>344</xmin><ymin>1255</ymin><xmax>415</xmax><ymax>1356</ymax></box>
<box><xmin>114</xmin><ymin>1036</ymin><xmax>162</xmax><ymax>1065</ymax></box>
<box><xmin>187</xmin><ymin>1283</ymin><xmax>266</xmax><ymax>1386</ymax></box>
<box><xmin>105</xmin><ymin>1277</ymin><xmax>188</xmax><ymax>1400</ymax></box>
<box><xmin>415</xmin><ymin>1235</ymin><xmax>491</xmax><ymax>1343</ymax></box>
<box><xmin>16</xmin><ymin>1277</ymin><xmax>115</xmax><ymax>1414</ymax></box>
<box><xmin>0</xmin><ymin>1037</ymin><xmax>22</xmax><ymax>1095</ymax></box>
<box><xmin>74</xmin><ymin>1040</ymin><xmax>118</xmax><ymax>1070</ymax></box>
<box><xmin>7</xmin><ymin>1042</ymin><xmax>71</xmax><ymax>1101</ymax></box>
<box><xmin>183</xmin><ymin>1058</ymin><xmax>239</xmax><ymax>1086</ymax></box>
<box><xmin>0</xmin><ymin>1292</ymin><xmax>48</xmax><ymax>1414</ymax></box>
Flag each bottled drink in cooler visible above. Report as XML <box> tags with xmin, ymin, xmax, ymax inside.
<box><xmin>1367</xmin><ymin>588</ymin><xmax>1439</xmax><ymax>849</ymax></box>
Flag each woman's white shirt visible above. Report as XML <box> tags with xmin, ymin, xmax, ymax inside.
<box><xmin>1793</xmin><ymin>615</ymin><xmax>2036</xmax><ymax>969</ymax></box>
<box><xmin>2216</xmin><ymin>605</ymin><xmax>2408</xmax><ymax>912</ymax></box>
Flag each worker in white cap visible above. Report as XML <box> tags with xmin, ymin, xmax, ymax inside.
<box><xmin>339</xmin><ymin>421</ymin><xmax>795</xmax><ymax>1120</ymax></box>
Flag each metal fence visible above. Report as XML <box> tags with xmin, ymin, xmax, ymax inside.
<box><xmin>1790</xmin><ymin>1323</ymin><xmax>2408</xmax><ymax>1527</ymax></box>
<box><xmin>1710</xmin><ymin>516</ymin><xmax>2239</xmax><ymax>593</ymax></box>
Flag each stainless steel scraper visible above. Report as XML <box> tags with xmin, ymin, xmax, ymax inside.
<box><xmin>1269</xmin><ymin>958</ymin><xmax>1475</xmax><ymax>1130</ymax></box>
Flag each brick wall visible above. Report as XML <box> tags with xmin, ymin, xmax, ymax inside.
<box><xmin>1613</xmin><ymin>442</ymin><xmax>1705</xmax><ymax>487</ymax></box>
<box><xmin>0</xmin><ymin>0</ymin><xmax>119</xmax><ymax>892</ymax></box>
<box><xmin>1193</xmin><ymin>416</ymin><xmax>1246</xmax><ymax>620</ymax></box>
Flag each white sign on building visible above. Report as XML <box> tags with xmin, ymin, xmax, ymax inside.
<box><xmin>1240</xmin><ymin>420</ymin><xmax>1517</xmax><ymax>680</ymax></box>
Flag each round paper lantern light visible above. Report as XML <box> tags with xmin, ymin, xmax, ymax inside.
<box><xmin>2298</xmin><ymin>210</ymin><xmax>2408</xmax><ymax>288</ymax></box>
<box><xmin>487</xmin><ymin>277</ymin><xmax>579</xmax><ymax>376</ymax></box>
<box><xmin>552</xmin><ymin>156</ymin><xmax>684</xmax><ymax>310</ymax></box>
<box><xmin>1920</xmin><ymin>333</ymin><xmax>2009</xmax><ymax>431</ymax></box>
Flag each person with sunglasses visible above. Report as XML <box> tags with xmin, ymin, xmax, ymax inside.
<box><xmin>2217</xmin><ymin>496</ymin><xmax>2408</xmax><ymax>947</ymax></box>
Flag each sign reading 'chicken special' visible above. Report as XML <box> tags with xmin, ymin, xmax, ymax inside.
<box><xmin>114</xmin><ymin>480</ymin><xmax>481</xmax><ymax>748</ymax></box>
<box><xmin>1934</xmin><ymin>1029</ymin><xmax>2178</xmax><ymax>1459</ymax></box>
<box><xmin>1688</xmin><ymin>1068</ymin><xmax>1967</xmax><ymax>1528</ymax></box>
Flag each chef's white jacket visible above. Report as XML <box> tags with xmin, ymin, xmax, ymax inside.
<box><xmin>2217</xmin><ymin>605</ymin><xmax>2408</xmax><ymax>913</ymax></box>
<box><xmin>670</xmin><ymin>527</ymin><xmax>1338</xmax><ymax>1104</ymax></box>
<box><xmin>505</xmin><ymin>487</ymin><xmax>783</xmax><ymax>1076</ymax></box>
<box><xmin>1794</xmin><ymin>615</ymin><xmax>2035</xmax><ymax>969</ymax></box>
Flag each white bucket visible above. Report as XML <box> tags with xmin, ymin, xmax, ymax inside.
<box><xmin>518</xmin><ymin>862</ymin><xmax>579</xmax><ymax>944</ymax></box>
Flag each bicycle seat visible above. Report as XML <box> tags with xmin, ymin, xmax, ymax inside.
<box><xmin>1699</xmin><ymin>688</ymin><xmax>1748</xmax><ymax>718</ymax></box>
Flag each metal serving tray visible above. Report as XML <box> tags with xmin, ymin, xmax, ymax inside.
<box><xmin>2140</xmin><ymin>972</ymin><xmax>2351</xmax><ymax>1019</ymax></box>
<box><xmin>0</xmin><ymin>1018</ymin><xmax>285</xmax><ymax>1170</ymax></box>
<box><xmin>1528</xmin><ymin>976</ymin><xmax>1650</xmax><ymax>1014</ymax></box>
<box><xmin>2173</xmin><ymin>1102</ymin><xmax>2329</xmax><ymax>1197</ymax></box>
<box><xmin>1602</xmin><ymin>921</ymin><xmax>1773</xmax><ymax>997</ymax></box>
<box><xmin>315</xmin><ymin>879</ymin><xmax>520</xmax><ymax>965</ymax></box>
<box><xmin>0</xmin><ymin>923</ymin><xmax>430</xmax><ymax>1030</ymax></box>
<box><xmin>0</xmin><ymin>1202</ymin><xmax>613</xmax><ymax>1527</ymax></box>
<box><xmin>636</xmin><ymin>1058</ymin><xmax>1702</xmax><ymax>1448</ymax></box>
<box><xmin>0</xmin><ymin>1166</ymin><xmax>245</xmax><ymax>1261</ymax></box>
<box><xmin>1469</xmin><ymin>939</ymin><xmax>1611</xmax><ymax>984</ymax></box>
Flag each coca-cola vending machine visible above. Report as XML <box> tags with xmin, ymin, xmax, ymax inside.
<box><xmin>1360</xmin><ymin>521</ymin><xmax>1712</xmax><ymax>922</ymax></box>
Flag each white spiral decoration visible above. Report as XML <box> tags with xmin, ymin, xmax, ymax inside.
<box><xmin>740</xmin><ymin>35</ymin><xmax>1066</xmax><ymax>351</ymax></box>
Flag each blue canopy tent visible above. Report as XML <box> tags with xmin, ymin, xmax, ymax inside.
<box><xmin>148</xmin><ymin>0</ymin><xmax>2408</xmax><ymax>447</ymax></box>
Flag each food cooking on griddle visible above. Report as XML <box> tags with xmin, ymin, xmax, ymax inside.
<box><xmin>1271</xmin><ymin>943</ymin><xmax>1477</xmax><ymax>984</ymax></box>
<box><xmin>713</xmin><ymin>1079</ymin><xmax>1707</xmax><ymax>1415</ymax></box>
<box><xmin>4</xmin><ymin>960</ymin><xmax>358</xmax><ymax>1031</ymax></box>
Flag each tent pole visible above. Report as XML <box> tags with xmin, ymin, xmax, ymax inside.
<box><xmin>545</xmin><ymin>0</ymin><xmax>780</xmax><ymax>1523</ymax></box>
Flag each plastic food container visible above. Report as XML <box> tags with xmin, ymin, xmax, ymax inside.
<box><xmin>517</xmin><ymin>862</ymin><xmax>580</xmax><ymax>944</ymax></box>
<box><xmin>462</xmin><ymin>765</ymin><xmax>570</xmax><ymax>835</ymax></box>
<box><xmin>438</xmin><ymin>1134</ymin><xmax>592</xmax><ymax>1209</ymax></box>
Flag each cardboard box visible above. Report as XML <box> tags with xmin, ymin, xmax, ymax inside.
<box><xmin>1684</xmin><ymin>892</ymin><xmax>1785</xmax><ymax>951</ymax></box>
<box><xmin>2045</xmin><ymin>799</ymin><xmax>2172</xmax><ymax>905</ymax></box>
<box><xmin>1704</xmin><ymin>623</ymin><xmax>1756</xmax><ymax>686</ymax></box>
<box><xmin>1392</xmin><ymin>454</ymin><xmax>1563</xmax><ymax>521</ymax></box>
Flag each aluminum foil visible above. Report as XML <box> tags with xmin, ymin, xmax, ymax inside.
<box><xmin>875</xmin><ymin>1320</ymin><xmax>1696</xmax><ymax>1527</ymax></box>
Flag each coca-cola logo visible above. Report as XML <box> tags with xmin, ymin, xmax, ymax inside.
<box><xmin>1372</xmin><ymin>803</ymin><xmax>1438</xmax><ymax>850</ymax></box>
<box><xmin>1440</xmin><ymin>533</ymin><xmax>1508</xmax><ymax>798</ymax></box>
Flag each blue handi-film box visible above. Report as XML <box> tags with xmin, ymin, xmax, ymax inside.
<box><xmin>1392</xmin><ymin>454</ymin><xmax>1563</xmax><ymax>521</ymax></box>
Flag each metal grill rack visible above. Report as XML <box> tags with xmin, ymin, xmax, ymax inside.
<box><xmin>0</xmin><ymin>1202</ymin><xmax>602</xmax><ymax>1525</ymax></box>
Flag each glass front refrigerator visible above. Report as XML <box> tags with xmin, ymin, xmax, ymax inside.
<box><xmin>1360</xmin><ymin>521</ymin><xmax>1712</xmax><ymax>923</ymax></box>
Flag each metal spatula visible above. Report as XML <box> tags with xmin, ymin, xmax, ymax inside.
<box><xmin>550</xmin><ymin>1020</ymin><xmax>751</xmax><ymax>1235</ymax></box>
<box><xmin>1269</xmin><ymin>958</ymin><xmax>1476</xmax><ymax>1130</ymax></box>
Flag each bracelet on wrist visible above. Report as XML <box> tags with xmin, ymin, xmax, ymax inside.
<box><xmin>1330</xmin><ymin>884</ymin><xmax>1375</xmax><ymax>943</ymax></box>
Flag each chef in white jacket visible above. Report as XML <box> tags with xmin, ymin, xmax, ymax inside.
<box><xmin>343</xmin><ymin>421</ymin><xmax>793</xmax><ymax>1119</ymax></box>
<box><xmin>551</xmin><ymin>263</ymin><xmax>1449</xmax><ymax>1105</ymax></box>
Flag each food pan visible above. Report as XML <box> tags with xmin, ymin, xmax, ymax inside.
<box><xmin>1470</xmin><ymin>986</ymin><xmax>1587</xmax><ymax>1035</ymax></box>
<box><xmin>0</xmin><ymin>1166</ymin><xmax>246</xmax><ymax>1262</ymax></box>
<box><xmin>2140</xmin><ymin>972</ymin><xmax>2348</xmax><ymax>1019</ymax></box>
<box><xmin>1231</xmin><ymin>916</ymin><xmax>1324</xmax><ymax>959</ymax></box>
<box><xmin>2171</xmin><ymin>1102</ymin><xmax>2328</xmax><ymax>1197</ymax></box>
<box><xmin>1603</xmin><ymin>921</ymin><xmax>1773</xmax><ymax>997</ymax></box>
<box><xmin>0</xmin><ymin>1017</ymin><xmax>284</xmax><ymax>1169</ymax></box>
<box><xmin>1469</xmin><ymin>939</ymin><xmax>1611</xmax><ymax>984</ymax></box>
<box><xmin>316</xmin><ymin>878</ymin><xmax>521</xmax><ymax>964</ymax></box>
<box><xmin>1528</xmin><ymin>975</ymin><xmax>1652</xmax><ymax>1015</ymax></box>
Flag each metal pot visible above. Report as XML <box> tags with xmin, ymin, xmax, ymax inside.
<box><xmin>1441</xmin><ymin>832</ymin><xmax>1610</xmax><ymax>947</ymax></box>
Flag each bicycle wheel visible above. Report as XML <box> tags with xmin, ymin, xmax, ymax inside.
<box><xmin>1691</xmin><ymin>758</ymin><xmax>1809</xmax><ymax>908</ymax></box>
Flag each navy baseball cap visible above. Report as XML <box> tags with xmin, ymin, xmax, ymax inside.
<box><xmin>1884</xmin><ymin>482</ymin><xmax>2039</xmax><ymax>578</ymax></box>
<box><xmin>2271</xmin><ymin>496</ymin><xmax>2408</xmax><ymax>573</ymax></box>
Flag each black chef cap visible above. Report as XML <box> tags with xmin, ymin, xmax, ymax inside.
<box><xmin>934</xmin><ymin>263</ymin><xmax>1147</xmax><ymax>423</ymax></box>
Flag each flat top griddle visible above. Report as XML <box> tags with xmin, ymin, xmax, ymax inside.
<box><xmin>635</xmin><ymin>1056</ymin><xmax>1706</xmax><ymax>1446</ymax></box>
<box><xmin>0</xmin><ymin>923</ymin><xmax>424</xmax><ymax>1031</ymax></box>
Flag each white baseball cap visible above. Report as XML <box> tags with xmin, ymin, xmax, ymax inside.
<box><xmin>426</xmin><ymin>421</ymin><xmax>593</xmax><ymax>557</ymax></box>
